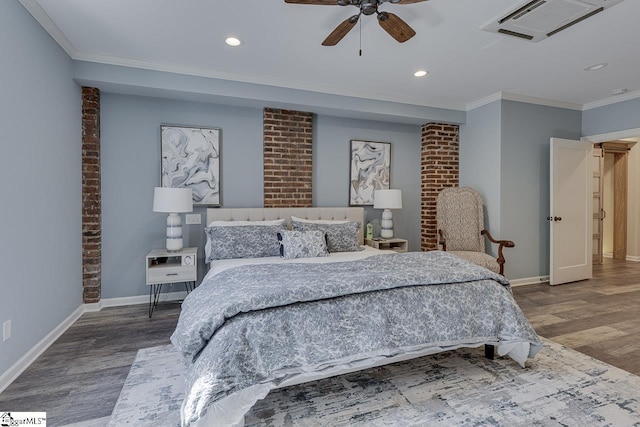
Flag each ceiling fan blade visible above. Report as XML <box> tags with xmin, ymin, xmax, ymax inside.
<box><xmin>377</xmin><ymin>12</ymin><xmax>416</xmax><ymax>43</ymax></box>
<box><xmin>322</xmin><ymin>15</ymin><xmax>359</xmax><ymax>46</ymax></box>
<box><xmin>394</xmin><ymin>0</ymin><xmax>429</xmax><ymax>4</ymax></box>
<box><xmin>284</xmin><ymin>0</ymin><xmax>341</xmax><ymax>4</ymax></box>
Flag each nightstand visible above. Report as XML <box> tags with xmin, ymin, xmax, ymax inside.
<box><xmin>146</xmin><ymin>247</ymin><xmax>197</xmax><ymax>318</ymax></box>
<box><xmin>365</xmin><ymin>238</ymin><xmax>408</xmax><ymax>253</ymax></box>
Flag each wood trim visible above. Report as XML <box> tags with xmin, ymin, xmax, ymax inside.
<box><xmin>613</xmin><ymin>152</ymin><xmax>627</xmax><ymax>260</ymax></box>
<box><xmin>592</xmin><ymin>147</ymin><xmax>604</xmax><ymax>264</ymax></box>
<box><xmin>602</xmin><ymin>141</ymin><xmax>632</xmax><ymax>152</ymax></box>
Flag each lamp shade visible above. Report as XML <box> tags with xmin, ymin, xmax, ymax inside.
<box><xmin>153</xmin><ymin>187</ymin><xmax>193</xmax><ymax>213</ymax></box>
<box><xmin>373</xmin><ymin>189</ymin><xmax>402</xmax><ymax>209</ymax></box>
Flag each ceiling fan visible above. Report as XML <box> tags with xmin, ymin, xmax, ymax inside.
<box><xmin>284</xmin><ymin>0</ymin><xmax>429</xmax><ymax>46</ymax></box>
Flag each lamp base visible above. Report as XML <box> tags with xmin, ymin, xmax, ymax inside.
<box><xmin>380</xmin><ymin>209</ymin><xmax>394</xmax><ymax>239</ymax></box>
<box><xmin>166</xmin><ymin>213</ymin><xmax>184</xmax><ymax>252</ymax></box>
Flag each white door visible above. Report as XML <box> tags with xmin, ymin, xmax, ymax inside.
<box><xmin>550</xmin><ymin>138</ymin><xmax>593</xmax><ymax>285</ymax></box>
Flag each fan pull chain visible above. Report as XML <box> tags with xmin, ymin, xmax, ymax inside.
<box><xmin>359</xmin><ymin>18</ymin><xmax>362</xmax><ymax>56</ymax></box>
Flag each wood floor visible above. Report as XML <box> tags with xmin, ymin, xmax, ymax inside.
<box><xmin>0</xmin><ymin>258</ymin><xmax>639</xmax><ymax>426</ymax></box>
<box><xmin>513</xmin><ymin>257</ymin><xmax>640</xmax><ymax>376</ymax></box>
<box><xmin>0</xmin><ymin>302</ymin><xmax>181</xmax><ymax>426</ymax></box>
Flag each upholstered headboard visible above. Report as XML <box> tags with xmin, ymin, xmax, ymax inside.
<box><xmin>206</xmin><ymin>207</ymin><xmax>365</xmax><ymax>244</ymax></box>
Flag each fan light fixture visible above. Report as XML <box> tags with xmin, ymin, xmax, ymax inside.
<box><xmin>414</xmin><ymin>70</ymin><xmax>428</xmax><ymax>77</ymax></box>
<box><xmin>225</xmin><ymin>37</ymin><xmax>242</xmax><ymax>47</ymax></box>
<box><xmin>284</xmin><ymin>0</ymin><xmax>428</xmax><ymax>46</ymax></box>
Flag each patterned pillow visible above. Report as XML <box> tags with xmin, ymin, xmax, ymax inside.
<box><xmin>204</xmin><ymin>219</ymin><xmax>285</xmax><ymax>262</ymax></box>
<box><xmin>277</xmin><ymin>230</ymin><xmax>329</xmax><ymax>259</ymax></box>
<box><xmin>205</xmin><ymin>223</ymin><xmax>283</xmax><ymax>261</ymax></box>
<box><xmin>291</xmin><ymin>220</ymin><xmax>363</xmax><ymax>253</ymax></box>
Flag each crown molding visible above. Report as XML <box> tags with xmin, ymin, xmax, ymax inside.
<box><xmin>582</xmin><ymin>89</ymin><xmax>640</xmax><ymax>111</ymax></box>
<box><xmin>465</xmin><ymin>92</ymin><xmax>503</xmax><ymax>111</ymax></box>
<box><xmin>466</xmin><ymin>92</ymin><xmax>582</xmax><ymax>112</ymax></box>
<box><xmin>18</xmin><ymin>0</ymin><xmax>77</xmax><ymax>58</ymax></box>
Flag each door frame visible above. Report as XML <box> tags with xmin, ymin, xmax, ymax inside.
<box><xmin>582</xmin><ymin>127</ymin><xmax>640</xmax><ymax>263</ymax></box>
<box><xmin>592</xmin><ymin>146</ymin><xmax>604</xmax><ymax>265</ymax></box>
<box><xmin>601</xmin><ymin>143</ymin><xmax>629</xmax><ymax>260</ymax></box>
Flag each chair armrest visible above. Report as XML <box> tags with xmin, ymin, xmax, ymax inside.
<box><xmin>438</xmin><ymin>229</ymin><xmax>446</xmax><ymax>251</ymax></box>
<box><xmin>481</xmin><ymin>229</ymin><xmax>515</xmax><ymax>275</ymax></box>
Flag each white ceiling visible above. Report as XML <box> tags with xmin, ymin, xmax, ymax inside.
<box><xmin>22</xmin><ymin>0</ymin><xmax>640</xmax><ymax>111</ymax></box>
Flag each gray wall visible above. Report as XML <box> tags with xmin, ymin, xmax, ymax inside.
<box><xmin>582</xmin><ymin>98</ymin><xmax>640</xmax><ymax>136</ymax></box>
<box><xmin>0</xmin><ymin>1</ymin><xmax>82</xmax><ymax>376</ymax></box>
<box><xmin>101</xmin><ymin>95</ymin><xmax>424</xmax><ymax>298</ymax></box>
<box><xmin>314</xmin><ymin>115</ymin><xmax>422</xmax><ymax>250</ymax></box>
<box><xmin>500</xmin><ymin>101</ymin><xmax>582</xmax><ymax>279</ymax></box>
<box><xmin>460</xmin><ymin>100</ymin><xmax>582</xmax><ymax>280</ymax></box>
<box><xmin>100</xmin><ymin>94</ymin><xmax>264</xmax><ymax>298</ymax></box>
<box><xmin>460</xmin><ymin>101</ymin><xmax>502</xmax><ymax>237</ymax></box>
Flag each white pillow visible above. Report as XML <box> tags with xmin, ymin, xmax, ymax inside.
<box><xmin>205</xmin><ymin>219</ymin><xmax>286</xmax><ymax>262</ymax></box>
<box><xmin>290</xmin><ymin>215</ymin><xmax>350</xmax><ymax>225</ymax></box>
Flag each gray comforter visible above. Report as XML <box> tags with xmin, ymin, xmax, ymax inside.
<box><xmin>171</xmin><ymin>251</ymin><xmax>541</xmax><ymax>426</ymax></box>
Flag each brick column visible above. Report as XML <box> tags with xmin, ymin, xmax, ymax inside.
<box><xmin>82</xmin><ymin>87</ymin><xmax>101</xmax><ymax>303</ymax></box>
<box><xmin>421</xmin><ymin>123</ymin><xmax>459</xmax><ymax>251</ymax></box>
<box><xmin>263</xmin><ymin>108</ymin><xmax>313</xmax><ymax>207</ymax></box>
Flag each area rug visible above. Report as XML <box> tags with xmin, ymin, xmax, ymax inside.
<box><xmin>109</xmin><ymin>338</ymin><xmax>640</xmax><ymax>426</ymax></box>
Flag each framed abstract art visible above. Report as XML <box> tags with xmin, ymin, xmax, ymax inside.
<box><xmin>349</xmin><ymin>140</ymin><xmax>391</xmax><ymax>206</ymax></box>
<box><xmin>161</xmin><ymin>125</ymin><xmax>221</xmax><ymax>206</ymax></box>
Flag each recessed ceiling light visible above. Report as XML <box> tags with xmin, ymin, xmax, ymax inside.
<box><xmin>611</xmin><ymin>88</ymin><xmax>628</xmax><ymax>96</ymax></box>
<box><xmin>225</xmin><ymin>37</ymin><xmax>242</xmax><ymax>47</ymax></box>
<box><xmin>414</xmin><ymin>70</ymin><xmax>428</xmax><ymax>77</ymax></box>
<box><xmin>584</xmin><ymin>63</ymin><xmax>607</xmax><ymax>71</ymax></box>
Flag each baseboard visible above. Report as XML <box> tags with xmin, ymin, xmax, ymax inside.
<box><xmin>510</xmin><ymin>276</ymin><xmax>550</xmax><ymax>287</ymax></box>
<box><xmin>0</xmin><ymin>290</ymin><xmax>187</xmax><ymax>393</ymax></box>
<box><xmin>85</xmin><ymin>290</ymin><xmax>188</xmax><ymax>312</ymax></box>
<box><xmin>0</xmin><ymin>305</ymin><xmax>85</xmax><ymax>394</ymax></box>
<box><xmin>602</xmin><ymin>253</ymin><xmax>639</xmax><ymax>262</ymax></box>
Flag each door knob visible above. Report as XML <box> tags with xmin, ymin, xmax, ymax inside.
<box><xmin>554</xmin><ymin>216</ymin><xmax>562</xmax><ymax>221</ymax></box>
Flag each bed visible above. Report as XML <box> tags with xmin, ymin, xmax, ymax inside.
<box><xmin>170</xmin><ymin>207</ymin><xmax>542</xmax><ymax>427</ymax></box>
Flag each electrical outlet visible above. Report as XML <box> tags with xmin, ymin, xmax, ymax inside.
<box><xmin>185</xmin><ymin>214</ymin><xmax>201</xmax><ymax>225</ymax></box>
<box><xmin>3</xmin><ymin>319</ymin><xmax>11</xmax><ymax>341</ymax></box>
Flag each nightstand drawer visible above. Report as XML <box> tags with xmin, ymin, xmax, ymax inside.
<box><xmin>147</xmin><ymin>265</ymin><xmax>196</xmax><ymax>284</ymax></box>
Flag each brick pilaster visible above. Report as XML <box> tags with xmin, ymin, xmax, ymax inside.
<box><xmin>421</xmin><ymin>123</ymin><xmax>459</xmax><ymax>251</ymax></box>
<box><xmin>82</xmin><ymin>87</ymin><xmax>101</xmax><ymax>303</ymax></box>
<box><xmin>263</xmin><ymin>108</ymin><xmax>313</xmax><ymax>207</ymax></box>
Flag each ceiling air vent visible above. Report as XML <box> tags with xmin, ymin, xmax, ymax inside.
<box><xmin>482</xmin><ymin>0</ymin><xmax>625</xmax><ymax>42</ymax></box>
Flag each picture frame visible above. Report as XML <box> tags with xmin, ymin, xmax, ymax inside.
<box><xmin>161</xmin><ymin>125</ymin><xmax>221</xmax><ymax>206</ymax></box>
<box><xmin>349</xmin><ymin>140</ymin><xmax>391</xmax><ymax>206</ymax></box>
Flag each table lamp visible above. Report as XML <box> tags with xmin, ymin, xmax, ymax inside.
<box><xmin>374</xmin><ymin>189</ymin><xmax>402</xmax><ymax>239</ymax></box>
<box><xmin>153</xmin><ymin>187</ymin><xmax>193</xmax><ymax>251</ymax></box>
